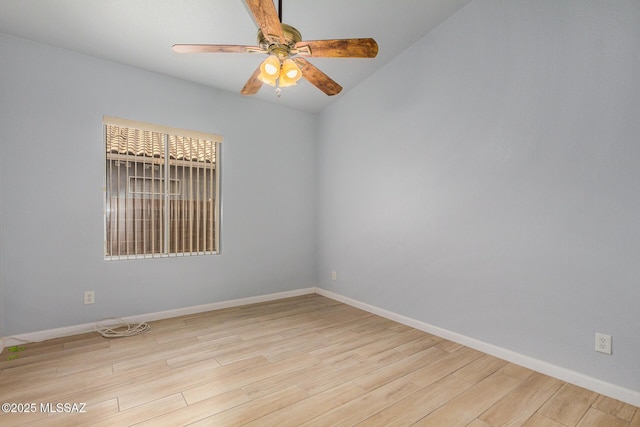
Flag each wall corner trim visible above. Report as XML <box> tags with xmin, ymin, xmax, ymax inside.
<box><xmin>314</xmin><ymin>287</ymin><xmax>640</xmax><ymax>408</ymax></box>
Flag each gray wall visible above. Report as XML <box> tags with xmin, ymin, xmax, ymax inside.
<box><xmin>0</xmin><ymin>148</ymin><xmax>3</xmax><ymax>338</ymax></box>
<box><xmin>0</xmin><ymin>33</ymin><xmax>317</xmax><ymax>335</ymax></box>
<box><xmin>317</xmin><ymin>0</ymin><xmax>640</xmax><ymax>392</ymax></box>
<box><xmin>2</xmin><ymin>0</ymin><xmax>639</xmax><ymax>397</ymax></box>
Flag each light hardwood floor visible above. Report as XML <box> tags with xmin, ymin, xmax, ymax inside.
<box><xmin>1</xmin><ymin>294</ymin><xmax>638</xmax><ymax>426</ymax></box>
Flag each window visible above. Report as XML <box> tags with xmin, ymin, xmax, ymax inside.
<box><xmin>104</xmin><ymin>116</ymin><xmax>222</xmax><ymax>259</ymax></box>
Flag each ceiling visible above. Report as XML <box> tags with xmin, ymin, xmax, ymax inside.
<box><xmin>0</xmin><ymin>0</ymin><xmax>471</xmax><ymax>113</ymax></box>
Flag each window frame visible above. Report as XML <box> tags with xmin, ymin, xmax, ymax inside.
<box><xmin>103</xmin><ymin>116</ymin><xmax>222</xmax><ymax>260</ymax></box>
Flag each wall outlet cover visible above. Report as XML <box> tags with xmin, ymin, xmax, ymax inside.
<box><xmin>595</xmin><ymin>332</ymin><xmax>612</xmax><ymax>355</ymax></box>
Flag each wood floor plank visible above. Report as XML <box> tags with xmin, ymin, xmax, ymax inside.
<box><xmin>298</xmin><ymin>345</ymin><xmax>415</xmax><ymax>396</ymax></box>
<box><xmin>352</xmin><ymin>329</ymin><xmax>429</xmax><ymax>358</ymax></box>
<box><xmin>413</xmin><ymin>372</ymin><xmax>521</xmax><ymax>426</ymax></box>
<box><xmin>300</xmin><ymin>377</ymin><xmax>422</xmax><ymax>427</ymax></box>
<box><xmin>119</xmin><ymin>354</ymin><xmax>269</xmax><ymax>410</ymax></box>
<box><xmin>181</xmin><ymin>353</ymin><xmax>318</xmax><ymax>405</ymax></box>
<box><xmin>131</xmin><ymin>388</ymin><xmax>249</xmax><ymax>427</ymax></box>
<box><xmin>436</xmin><ymin>339</ymin><xmax>465</xmax><ymax>353</ymax></box>
<box><xmin>261</xmin><ymin>331</ymin><xmax>331</xmax><ymax>362</ymax></box>
<box><xmin>538</xmin><ymin>382</ymin><xmax>598</xmax><ymax>426</ymax></box>
<box><xmin>243</xmin><ymin>381</ymin><xmax>366</xmax><ymax>427</ymax></box>
<box><xmin>479</xmin><ymin>372</ymin><xmax>564</xmax><ymax>426</ymax></box>
<box><xmin>48</xmin><ymin>361</ymin><xmax>172</xmax><ymax>408</ymax></box>
<box><xmin>355</xmin><ymin>375</ymin><xmax>473</xmax><ymax>426</ymax></box>
<box><xmin>0</xmin><ymin>363</ymin><xmax>114</xmax><ymax>403</ymax></box>
<box><xmin>210</xmin><ymin>333</ymin><xmax>290</xmax><ymax>365</ymax></box>
<box><xmin>592</xmin><ymin>394</ymin><xmax>638</xmax><ymax>421</ymax></box>
<box><xmin>521</xmin><ymin>413</ymin><xmax>567</xmax><ymax>427</ymax></box>
<box><xmin>576</xmin><ymin>407</ymin><xmax>630</xmax><ymax>427</ymax></box>
<box><xmin>467</xmin><ymin>419</ymin><xmax>494</xmax><ymax>427</ymax></box>
<box><xmin>452</xmin><ymin>353</ymin><xmax>508</xmax><ymax>384</ymax></box>
<box><xmin>87</xmin><ymin>394</ymin><xmax>187</xmax><ymax>427</ymax></box>
<box><xmin>0</xmin><ymin>364</ymin><xmax>58</xmax><ymax>382</ymax></box>
<box><xmin>62</xmin><ymin>335</ymin><xmax>107</xmax><ymax>350</ymax></box>
<box><xmin>0</xmin><ymin>408</ymin><xmax>49</xmax><ymax>427</ymax></box>
<box><xmin>186</xmin><ymin>385</ymin><xmax>308</xmax><ymax>427</ymax></box>
<box><xmin>19</xmin><ymin>398</ymin><xmax>119</xmax><ymax>427</ymax></box>
<box><xmin>1</xmin><ymin>294</ymin><xmax>637</xmax><ymax>427</ymax></box>
<box><xmin>0</xmin><ymin>338</ymin><xmax>108</xmax><ymax>372</ymax></box>
<box><xmin>108</xmin><ymin>337</ymin><xmax>202</xmax><ymax>373</ymax></box>
<box><xmin>241</xmin><ymin>351</ymin><xmax>362</xmax><ymax>400</ymax></box>
<box><xmin>308</xmin><ymin>328</ymin><xmax>398</xmax><ymax>360</ymax></box>
<box><xmin>405</xmin><ymin>346</ymin><xmax>483</xmax><ymax>387</ymax></box>
<box><xmin>164</xmin><ymin>339</ymin><xmax>234</xmax><ymax>369</ymax></box>
<box><xmin>500</xmin><ymin>362</ymin><xmax>535</xmax><ymax>381</ymax></box>
<box><xmin>352</xmin><ymin>346</ymin><xmax>447</xmax><ymax>391</ymax></box>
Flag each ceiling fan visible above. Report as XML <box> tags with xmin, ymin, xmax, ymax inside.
<box><xmin>172</xmin><ymin>0</ymin><xmax>378</xmax><ymax>97</ymax></box>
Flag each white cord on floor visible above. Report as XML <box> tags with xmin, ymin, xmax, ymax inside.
<box><xmin>94</xmin><ymin>317</ymin><xmax>151</xmax><ymax>338</ymax></box>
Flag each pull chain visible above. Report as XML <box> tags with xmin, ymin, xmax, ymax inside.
<box><xmin>276</xmin><ymin>0</ymin><xmax>283</xmax><ymax>97</ymax></box>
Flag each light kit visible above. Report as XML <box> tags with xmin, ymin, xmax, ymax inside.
<box><xmin>257</xmin><ymin>55</ymin><xmax>302</xmax><ymax>92</ymax></box>
<box><xmin>172</xmin><ymin>0</ymin><xmax>378</xmax><ymax>97</ymax></box>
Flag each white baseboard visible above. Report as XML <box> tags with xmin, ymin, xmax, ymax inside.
<box><xmin>315</xmin><ymin>288</ymin><xmax>640</xmax><ymax>408</ymax></box>
<box><xmin>3</xmin><ymin>286</ymin><xmax>638</xmax><ymax>408</ymax></box>
<box><xmin>0</xmin><ymin>287</ymin><xmax>316</xmax><ymax>351</ymax></box>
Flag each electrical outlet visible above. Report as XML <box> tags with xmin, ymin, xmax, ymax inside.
<box><xmin>331</xmin><ymin>270</ymin><xmax>337</xmax><ymax>281</ymax></box>
<box><xmin>84</xmin><ymin>290</ymin><xmax>95</xmax><ymax>305</ymax></box>
<box><xmin>595</xmin><ymin>332</ymin><xmax>611</xmax><ymax>355</ymax></box>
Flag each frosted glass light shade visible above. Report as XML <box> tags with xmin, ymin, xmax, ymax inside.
<box><xmin>258</xmin><ymin>55</ymin><xmax>281</xmax><ymax>86</ymax></box>
<box><xmin>279</xmin><ymin>59</ymin><xmax>302</xmax><ymax>86</ymax></box>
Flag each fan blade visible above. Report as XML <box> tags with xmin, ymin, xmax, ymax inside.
<box><xmin>241</xmin><ymin>65</ymin><xmax>263</xmax><ymax>95</ymax></box>
<box><xmin>294</xmin><ymin>38</ymin><xmax>378</xmax><ymax>58</ymax></box>
<box><xmin>173</xmin><ymin>44</ymin><xmax>264</xmax><ymax>54</ymax></box>
<box><xmin>245</xmin><ymin>0</ymin><xmax>284</xmax><ymax>44</ymax></box>
<box><xmin>292</xmin><ymin>57</ymin><xmax>342</xmax><ymax>96</ymax></box>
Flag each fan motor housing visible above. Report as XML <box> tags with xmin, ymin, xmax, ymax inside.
<box><xmin>258</xmin><ymin>23</ymin><xmax>302</xmax><ymax>57</ymax></box>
